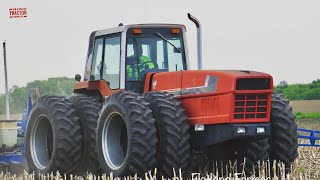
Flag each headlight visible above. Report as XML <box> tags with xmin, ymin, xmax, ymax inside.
<box><xmin>194</xmin><ymin>124</ymin><xmax>205</xmax><ymax>131</ymax></box>
<box><xmin>257</xmin><ymin>127</ymin><xmax>266</xmax><ymax>134</ymax></box>
<box><xmin>237</xmin><ymin>127</ymin><xmax>246</xmax><ymax>134</ymax></box>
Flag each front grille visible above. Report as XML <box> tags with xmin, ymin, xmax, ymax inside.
<box><xmin>234</xmin><ymin>94</ymin><xmax>268</xmax><ymax>119</ymax></box>
<box><xmin>236</xmin><ymin>78</ymin><xmax>271</xmax><ymax>90</ymax></box>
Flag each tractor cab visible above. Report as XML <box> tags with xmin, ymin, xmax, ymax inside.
<box><xmin>81</xmin><ymin>24</ymin><xmax>189</xmax><ymax>93</ymax></box>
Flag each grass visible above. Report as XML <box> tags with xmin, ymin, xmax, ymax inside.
<box><xmin>296</xmin><ymin>112</ymin><xmax>320</xmax><ymax>120</ymax></box>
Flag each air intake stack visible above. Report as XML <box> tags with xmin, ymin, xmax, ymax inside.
<box><xmin>188</xmin><ymin>13</ymin><xmax>202</xmax><ymax>70</ymax></box>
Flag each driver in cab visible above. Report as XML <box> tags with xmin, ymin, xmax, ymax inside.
<box><xmin>126</xmin><ymin>43</ymin><xmax>157</xmax><ymax>80</ymax></box>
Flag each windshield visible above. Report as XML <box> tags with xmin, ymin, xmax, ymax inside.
<box><xmin>126</xmin><ymin>28</ymin><xmax>186</xmax><ymax>81</ymax></box>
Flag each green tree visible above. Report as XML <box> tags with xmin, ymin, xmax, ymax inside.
<box><xmin>9</xmin><ymin>85</ymin><xmax>27</xmax><ymax>114</ymax></box>
<box><xmin>0</xmin><ymin>95</ymin><xmax>6</xmax><ymax>114</ymax></box>
<box><xmin>0</xmin><ymin>77</ymin><xmax>75</xmax><ymax>115</ymax></box>
<box><xmin>275</xmin><ymin>79</ymin><xmax>320</xmax><ymax>100</ymax></box>
<box><xmin>274</xmin><ymin>80</ymin><xmax>288</xmax><ymax>94</ymax></box>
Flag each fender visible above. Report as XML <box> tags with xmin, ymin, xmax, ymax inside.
<box><xmin>74</xmin><ymin>80</ymin><xmax>122</xmax><ymax>97</ymax></box>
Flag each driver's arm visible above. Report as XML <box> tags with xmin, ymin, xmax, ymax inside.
<box><xmin>139</xmin><ymin>55</ymin><xmax>157</xmax><ymax>69</ymax></box>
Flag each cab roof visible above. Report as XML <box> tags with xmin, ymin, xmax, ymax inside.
<box><xmin>94</xmin><ymin>24</ymin><xmax>186</xmax><ymax>37</ymax></box>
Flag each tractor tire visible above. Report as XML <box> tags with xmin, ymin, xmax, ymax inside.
<box><xmin>269</xmin><ymin>93</ymin><xmax>298</xmax><ymax>170</ymax></box>
<box><xmin>145</xmin><ymin>92</ymin><xmax>191</xmax><ymax>177</ymax></box>
<box><xmin>96</xmin><ymin>91</ymin><xmax>157</xmax><ymax>177</ymax></box>
<box><xmin>25</xmin><ymin>96</ymin><xmax>81</xmax><ymax>174</ymax></box>
<box><xmin>237</xmin><ymin>138</ymin><xmax>269</xmax><ymax>175</ymax></box>
<box><xmin>69</xmin><ymin>94</ymin><xmax>102</xmax><ymax>174</ymax></box>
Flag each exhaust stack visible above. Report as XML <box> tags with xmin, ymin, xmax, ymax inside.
<box><xmin>188</xmin><ymin>13</ymin><xmax>202</xmax><ymax>70</ymax></box>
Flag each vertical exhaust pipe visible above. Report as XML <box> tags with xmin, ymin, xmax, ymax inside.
<box><xmin>3</xmin><ymin>41</ymin><xmax>10</xmax><ymax>119</ymax></box>
<box><xmin>188</xmin><ymin>13</ymin><xmax>202</xmax><ymax>70</ymax></box>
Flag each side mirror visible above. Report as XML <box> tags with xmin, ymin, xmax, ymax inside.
<box><xmin>75</xmin><ymin>74</ymin><xmax>81</xmax><ymax>82</ymax></box>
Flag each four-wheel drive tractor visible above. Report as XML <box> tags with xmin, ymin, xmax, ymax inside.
<box><xmin>25</xmin><ymin>14</ymin><xmax>298</xmax><ymax>177</ymax></box>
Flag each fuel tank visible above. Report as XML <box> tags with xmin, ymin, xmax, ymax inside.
<box><xmin>145</xmin><ymin>70</ymin><xmax>273</xmax><ymax>125</ymax></box>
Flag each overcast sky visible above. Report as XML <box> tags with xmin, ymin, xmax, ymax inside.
<box><xmin>0</xmin><ymin>0</ymin><xmax>319</xmax><ymax>94</ymax></box>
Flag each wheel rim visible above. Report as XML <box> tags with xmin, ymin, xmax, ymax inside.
<box><xmin>102</xmin><ymin>112</ymin><xmax>128</xmax><ymax>170</ymax></box>
<box><xmin>31</xmin><ymin>115</ymin><xmax>54</xmax><ymax>170</ymax></box>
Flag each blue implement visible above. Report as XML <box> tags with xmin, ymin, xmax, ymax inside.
<box><xmin>298</xmin><ymin>128</ymin><xmax>320</xmax><ymax>147</ymax></box>
<box><xmin>0</xmin><ymin>153</ymin><xmax>25</xmax><ymax>164</ymax></box>
<box><xmin>0</xmin><ymin>90</ymin><xmax>35</xmax><ymax>165</ymax></box>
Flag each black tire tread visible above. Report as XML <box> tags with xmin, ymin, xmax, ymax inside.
<box><xmin>270</xmin><ymin>93</ymin><xmax>298</xmax><ymax>168</ymax></box>
<box><xmin>69</xmin><ymin>94</ymin><xmax>102</xmax><ymax>173</ymax></box>
<box><xmin>237</xmin><ymin>138</ymin><xmax>269</xmax><ymax>175</ymax></box>
<box><xmin>98</xmin><ymin>91</ymin><xmax>157</xmax><ymax>176</ymax></box>
<box><xmin>145</xmin><ymin>92</ymin><xmax>191</xmax><ymax>177</ymax></box>
<box><xmin>27</xmin><ymin>96</ymin><xmax>81</xmax><ymax>174</ymax></box>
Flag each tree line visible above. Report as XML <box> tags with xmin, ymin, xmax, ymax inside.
<box><xmin>0</xmin><ymin>77</ymin><xmax>319</xmax><ymax>115</ymax></box>
<box><xmin>274</xmin><ymin>79</ymin><xmax>320</xmax><ymax>100</ymax></box>
<box><xmin>0</xmin><ymin>77</ymin><xmax>75</xmax><ymax>115</ymax></box>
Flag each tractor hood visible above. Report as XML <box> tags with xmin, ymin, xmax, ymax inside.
<box><xmin>148</xmin><ymin>70</ymin><xmax>273</xmax><ymax>125</ymax></box>
<box><xmin>149</xmin><ymin>70</ymin><xmax>273</xmax><ymax>97</ymax></box>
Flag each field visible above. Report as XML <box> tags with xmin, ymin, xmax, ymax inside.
<box><xmin>1</xmin><ymin>121</ymin><xmax>320</xmax><ymax>179</ymax></box>
<box><xmin>1</xmin><ymin>149</ymin><xmax>320</xmax><ymax>180</ymax></box>
<box><xmin>290</xmin><ymin>100</ymin><xmax>320</xmax><ymax>113</ymax></box>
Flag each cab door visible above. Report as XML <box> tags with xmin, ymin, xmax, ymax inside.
<box><xmin>91</xmin><ymin>34</ymin><xmax>122</xmax><ymax>90</ymax></box>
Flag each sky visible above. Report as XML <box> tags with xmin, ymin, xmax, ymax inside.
<box><xmin>0</xmin><ymin>0</ymin><xmax>320</xmax><ymax>93</ymax></box>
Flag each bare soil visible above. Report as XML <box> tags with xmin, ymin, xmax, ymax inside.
<box><xmin>290</xmin><ymin>100</ymin><xmax>320</xmax><ymax>113</ymax></box>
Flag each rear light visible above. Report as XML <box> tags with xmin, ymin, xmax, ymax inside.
<box><xmin>234</xmin><ymin>94</ymin><xmax>269</xmax><ymax>119</ymax></box>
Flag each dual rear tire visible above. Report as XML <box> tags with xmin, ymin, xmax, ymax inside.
<box><xmin>95</xmin><ymin>91</ymin><xmax>192</xmax><ymax>177</ymax></box>
<box><xmin>144</xmin><ymin>92</ymin><xmax>191</xmax><ymax>177</ymax></box>
<box><xmin>96</xmin><ymin>92</ymin><xmax>157</xmax><ymax>176</ymax></box>
<box><xmin>69</xmin><ymin>94</ymin><xmax>102</xmax><ymax>174</ymax></box>
<box><xmin>25</xmin><ymin>96</ymin><xmax>82</xmax><ymax>174</ymax></box>
<box><xmin>26</xmin><ymin>92</ymin><xmax>189</xmax><ymax>177</ymax></box>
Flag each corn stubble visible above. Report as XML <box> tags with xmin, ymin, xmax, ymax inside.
<box><xmin>0</xmin><ymin>147</ymin><xmax>319</xmax><ymax>180</ymax></box>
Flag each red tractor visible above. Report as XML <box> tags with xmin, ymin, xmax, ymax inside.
<box><xmin>25</xmin><ymin>14</ymin><xmax>298</xmax><ymax>177</ymax></box>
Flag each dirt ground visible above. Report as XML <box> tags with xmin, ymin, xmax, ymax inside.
<box><xmin>295</xmin><ymin>146</ymin><xmax>320</xmax><ymax>179</ymax></box>
<box><xmin>290</xmin><ymin>100</ymin><xmax>320</xmax><ymax>113</ymax></box>
<box><xmin>297</xmin><ymin>118</ymin><xmax>320</xmax><ymax>130</ymax></box>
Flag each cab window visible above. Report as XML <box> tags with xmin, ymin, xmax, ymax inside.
<box><xmin>91</xmin><ymin>34</ymin><xmax>121</xmax><ymax>89</ymax></box>
<box><xmin>91</xmin><ymin>38</ymin><xmax>103</xmax><ymax>80</ymax></box>
<box><xmin>103</xmin><ymin>36</ymin><xmax>121</xmax><ymax>89</ymax></box>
